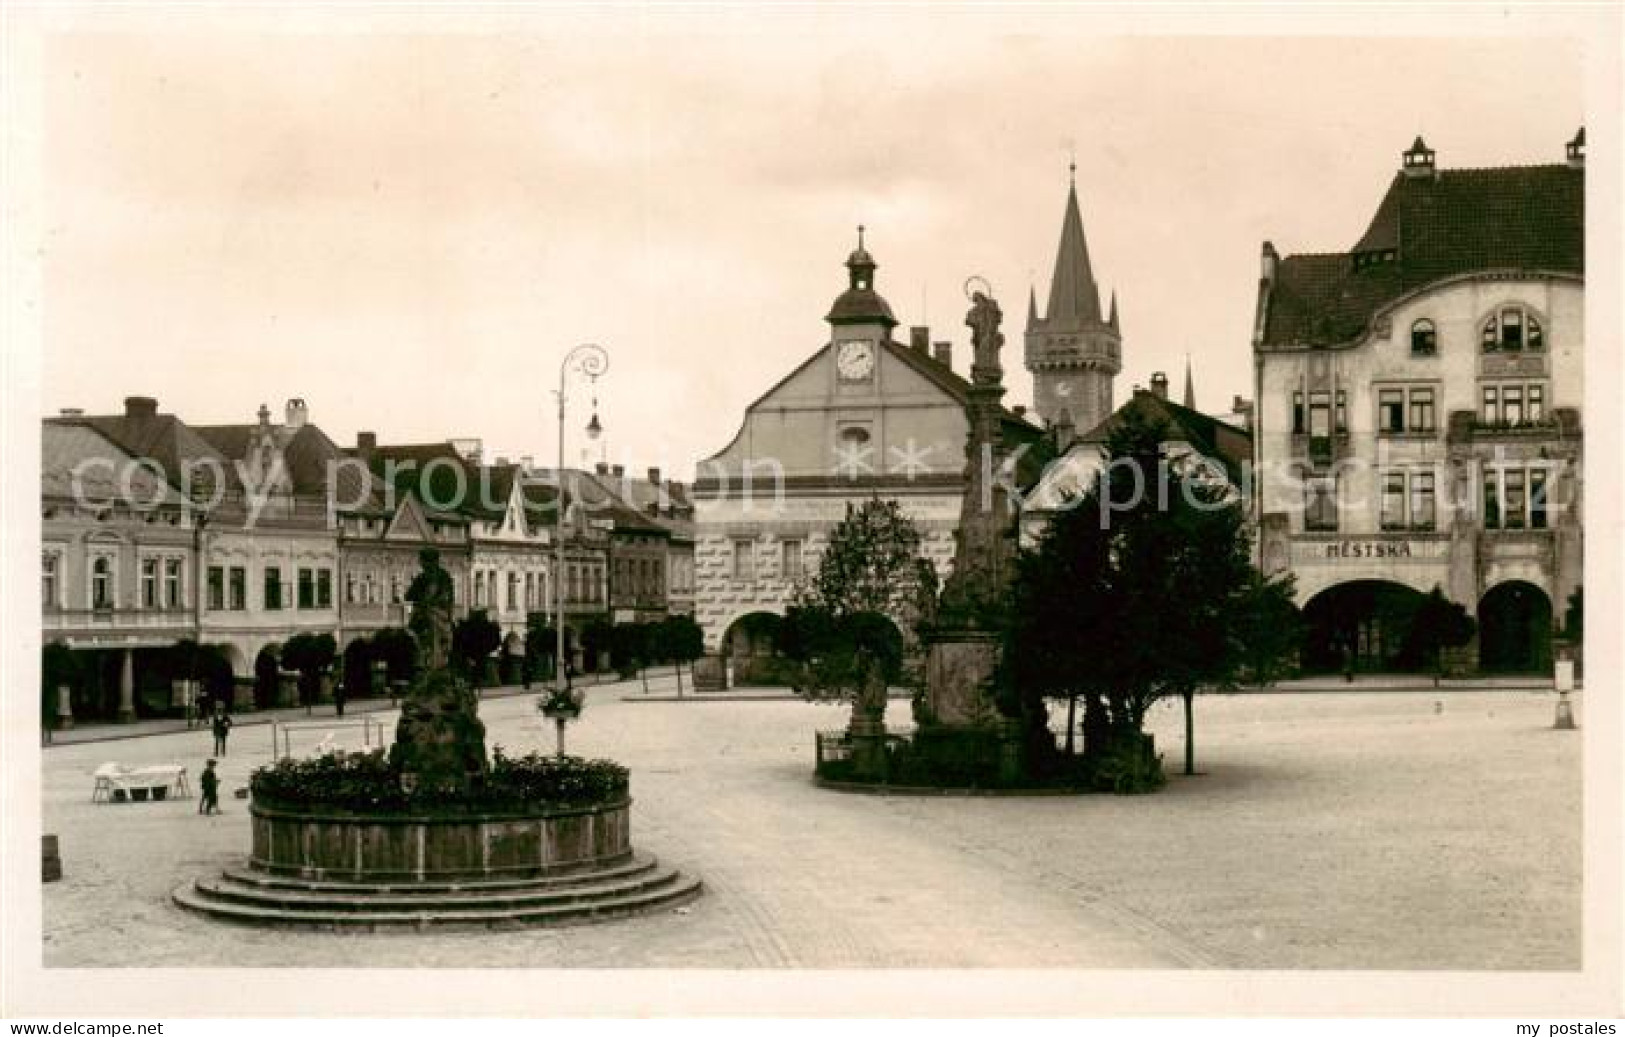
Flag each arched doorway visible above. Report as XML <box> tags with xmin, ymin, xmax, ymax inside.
<box><xmin>253</xmin><ymin>645</ymin><xmax>281</xmax><ymax>710</ymax></box>
<box><xmin>1301</xmin><ymin>580</ymin><xmax>1428</xmax><ymax>674</ymax></box>
<box><xmin>723</xmin><ymin>612</ymin><xmax>786</xmax><ymax>686</ymax></box>
<box><xmin>1478</xmin><ymin>581</ymin><xmax>1553</xmax><ymax>674</ymax></box>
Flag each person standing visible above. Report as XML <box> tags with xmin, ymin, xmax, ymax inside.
<box><xmin>198</xmin><ymin>759</ymin><xmax>221</xmax><ymax>815</ymax></box>
<box><xmin>211</xmin><ymin>705</ymin><xmax>232</xmax><ymax>756</ymax></box>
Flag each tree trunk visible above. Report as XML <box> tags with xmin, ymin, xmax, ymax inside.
<box><xmin>1182</xmin><ymin>688</ymin><xmax>1195</xmax><ymax>776</ymax></box>
<box><xmin>1065</xmin><ymin>695</ymin><xmax>1077</xmax><ymax>756</ymax></box>
<box><xmin>675</xmin><ymin>661</ymin><xmax>684</xmax><ymax>697</ymax></box>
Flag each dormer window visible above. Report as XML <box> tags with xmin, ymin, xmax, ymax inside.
<box><xmin>1410</xmin><ymin>319</ymin><xmax>1437</xmax><ymax>356</ymax></box>
<box><xmin>1481</xmin><ymin>306</ymin><xmax>1544</xmax><ymax>353</ymax></box>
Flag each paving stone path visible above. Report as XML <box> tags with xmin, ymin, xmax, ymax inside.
<box><xmin>41</xmin><ymin>685</ymin><xmax>1580</xmax><ymax>968</ymax></box>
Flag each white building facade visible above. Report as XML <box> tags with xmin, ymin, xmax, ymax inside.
<box><xmin>1252</xmin><ymin>133</ymin><xmax>1584</xmax><ymax>673</ymax></box>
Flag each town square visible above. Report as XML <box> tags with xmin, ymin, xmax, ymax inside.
<box><xmin>5</xmin><ymin>6</ymin><xmax>1620</xmax><ymax>1024</ymax></box>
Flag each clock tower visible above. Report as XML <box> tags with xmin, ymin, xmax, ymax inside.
<box><xmin>1024</xmin><ymin>170</ymin><xmax>1122</xmax><ymax>432</ymax></box>
<box><xmin>826</xmin><ymin>226</ymin><xmax>898</xmax><ymax>375</ymax></box>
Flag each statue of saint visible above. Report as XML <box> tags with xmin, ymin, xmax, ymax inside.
<box><xmin>405</xmin><ymin>547</ymin><xmax>456</xmax><ymax>672</ymax></box>
<box><xmin>966</xmin><ymin>290</ymin><xmax>1004</xmax><ymax>384</ymax></box>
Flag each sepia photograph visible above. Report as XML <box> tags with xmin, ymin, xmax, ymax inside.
<box><xmin>2</xmin><ymin>2</ymin><xmax>1620</xmax><ymax>1022</ymax></box>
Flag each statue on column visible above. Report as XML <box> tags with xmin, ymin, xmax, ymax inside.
<box><xmin>406</xmin><ymin>547</ymin><xmax>456</xmax><ymax>672</ymax></box>
<box><xmin>394</xmin><ymin>547</ymin><xmax>487</xmax><ymax>794</ymax></box>
<box><xmin>966</xmin><ymin>290</ymin><xmax>1004</xmax><ymax>386</ymax></box>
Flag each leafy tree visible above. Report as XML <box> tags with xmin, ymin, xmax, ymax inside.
<box><xmin>609</xmin><ymin>622</ymin><xmax>646</xmax><ymax>680</ymax></box>
<box><xmin>452</xmin><ymin>609</ymin><xmax>502</xmax><ymax>687</ymax></box>
<box><xmin>281</xmin><ymin>632</ymin><xmax>338</xmax><ymax>708</ymax></box>
<box><xmin>581</xmin><ymin>619</ymin><xmax>614</xmax><ymax>674</ymax></box>
<box><xmin>166</xmin><ymin>639</ymin><xmax>234</xmax><ymax>712</ymax></box>
<box><xmin>1403</xmin><ymin>586</ymin><xmax>1477</xmax><ymax>686</ymax></box>
<box><xmin>342</xmin><ymin>637</ymin><xmax>374</xmax><ymax>700</ymax></box>
<box><xmin>1232</xmin><ymin>571</ymin><xmax>1304</xmax><ymax>687</ymax></box>
<box><xmin>370</xmin><ymin>626</ymin><xmax>418</xmax><ymax>686</ymax></box>
<box><xmin>1004</xmin><ymin>410</ymin><xmax>1254</xmax><ymax>785</ymax></box>
<box><xmin>778</xmin><ymin>498</ymin><xmax>930</xmax><ymax>726</ymax></box>
<box><xmin>660</xmin><ymin>614</ymin><xmax>705</xmax><ymax>695</ymax></box>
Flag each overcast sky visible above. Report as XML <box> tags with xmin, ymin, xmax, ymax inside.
<box><xmin>40</xmin><ymin>12</ymin><xmax>1585</xmax><ymax>480</ymax></box>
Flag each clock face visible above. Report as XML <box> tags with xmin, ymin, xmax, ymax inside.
<box><xmin>836</xmin><ymin>340</ymin><xmax>875</xmax><ymax>380</ymax></box>
<box><xmin>1055</xmin><ymin>379</ymin><xmax>1074</xmax><ymax>398</ymax></box>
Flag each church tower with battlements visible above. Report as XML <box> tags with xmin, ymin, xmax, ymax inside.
<box><xmin>1024</xmin><ymin>170</ymin><xmax>1122</xmax><ymax>432</ymax></box>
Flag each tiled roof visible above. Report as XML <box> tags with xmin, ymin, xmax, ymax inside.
<box><xmin>80</xmin><ymin>411</ymin><xmax>229</xmax><ymax>489</ymax></box>
<box><xmin>1264</xmin><ymin>163</ymin><xmax>1583</xmax><ymax>348</ymax></box>
<box><xmin>42</xmin><ymin>421</ymin><xmax>182</xmax><ymax>505</ymax></box>
<box><xmin>882</xmin><ymin>339</ymin><xmax>1045</xmax><ymax>447</ymax></box>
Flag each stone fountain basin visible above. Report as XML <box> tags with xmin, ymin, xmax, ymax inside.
<box><xmin>249</xmin><ymin>798</ymin><xmax>632</xmax><ymax>882</ymax></box>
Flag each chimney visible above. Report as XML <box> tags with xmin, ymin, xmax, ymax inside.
<box><xmin>519</xmin><ymin>455</ymin><xmax>534</xmax><ymax>473</ymax></box>
<box><xmin>595</xmin><ymin>461</ymin><xmax>610</xmax><ymax>476</ymax></box>
<box><xmin>1260</xmin><ymin>241</ymin><xmax>1279</xmax><ymax>283</ymax></box>
<box><xmin>647</xmin><ymin>467</ymin><xmax>661</xmax><ymax>484</ymax></box>
<box><xmin>356</xmin><ymin>431</ymin><xmax>377</xmax><ymax>462</ymax></box>
<box><xmin>495</xmin><ymin>456</ymin><xmax>510</xmax><ymax>466</ymax></box>
<box><xmin>1567</xmin><ymin>127</ymin><xmax>1585</xmax><ymax>169</ymax></box>
<box><xmin>1150</xmin><ymin>372</ymin><xmax>1169</xmax><ymax>400</ymax></box>
<box><xmin>124</xmin><ymin>396</ymin><xmax>158</xmax><ymax>423</ymax></box>
<box><xmin>284</xmin><ymin>398</ymin><xmax>308</xmax><ymax>430</ymax></box>
<box><xmin>1012</xmin><ymin>405</ymin><xmax>1027</xmax><ymax>420</ymax></box>
<box><xmin>933</xmin><ymin>341</ymin><xmax>952</xmax><ymax>369</ymax></box>
<box><xmin>909</xmin><ymin>326</ymin><xmax>930</xmax><ymax>353</ymax></box>
<box><xmin>1402</xmin><ymin>135</ymin><xmax>1435</xmax><ymax>179</ymax></box>
<box><xmin>611</xmin><ymin>463</ymin><xmax>625</xmax><ymax>479</ymax></box>
<box><xmin>58</xmin><ymin>407</ymin><xmax>84</xmax><ymax>417</ymax></box>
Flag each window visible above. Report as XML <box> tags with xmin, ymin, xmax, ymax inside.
<box><xmin>142</xmin><ymin>557</ymin><xmax>159</xmax><ymax>608</ymax></box>
<box><xmin>298</xmin><ymin>567</ymin><xmax>315</xmax><ymax>609</ymax></box>
<box><xmin>1335</xmin><ymin>390</ymin><xmax>1348</xmax><ymax>434</ymax></box>
<box><xmin>346</xmin><ymin>572</ymin><xmax>357</xmax><ymax>605</ymax></box>
<box><xmin>508</xmin><ymin>572</ymin><xmax>519</xmax><ymax>611</ymax></box>
<box><xmin>209</xmin><ymin>566</ymin><xmax>225</xmax><ymax>611</ymax></box>
<box><xmin>782</xmin><ymin>539</ymin><xmax>804</xmax><ymax>581</ymax></box>
<box><xmin>229</xmin><ymin>567</ymin><xmax>247</xmax><ymax>610</ymax></box>
<box><xmin>1308</xmin><ymin>391</ymin><xmax>1331</xmax><ymax>438</ymax></box>
<box><xmin>1482</xmin><ymin>473</ymin><xmax>1501</xmax><ymax>528</ymax></box>
<box><xmin>1528</xmin><ymin>384</ymin><xmax>1545</xmax><ymax>422</ymax></box>
<box><xmin>1304</xmin><ymin>479</ymin><xmax>1338</xmax><ymax>532</ymax></box>
<box><xmin>1291</xmin><ymin>391</ymin><xmax>1305</xmax><ymax>435</ymax></box>
<box><xmin>1408</xmin><ymin>388</ymin><xmax>1435</xmax><ymax>433</ymax></box>
<box><xmin>1481</xmin><ymin>386</ymin><xmax>1499</xmax><ymax>425</ymax></box>
<box><xmin>391</xmin><ymin>574</ymin><xmax>403</xmax><ymax>604</ymax></box>
<box><xmin>1504</xmin><ymin>470</ymin><xmax>1527</xmax><ymax>529</ymax></box>
<box><xmin>731</xmin><ymin>538</ymin><xmax>756</xmax><ymax>580</ymax></box>
<box><xmin>92</xmin><ymin>557</ymin><xmax>113</xmax><ymax>609</ymax></box>
<box><xmin>317</xmin><ymin>568</ymin><xmax>332</xmax><ymax>608</ymax></box>
<box><xmin>1482</xmin><ymin>306</ymin><xmax>1544</xmax><ymax>353</ymax></box>
<box><xmin>264</xmin><ymin>566</ymin><xmax>283</xmax><ymax>610</ymax></box>
<box><xmin>1410</xmin><ymin>319</ymin><xmax>1437</xmax><ymax>355</ymax></box>
<box><xmin>1502</xmin><ymin>385</ymin><xmax>1524</xmax><ymax>426</ymax></box>
<box><xmin>1381</xmin><ymin>473</ymin><xmax>1407</xmax><ymax>530</ymax></box>
<box><xmin>569</xmin><ymin>564</ymin><xmax>580</xmax><ymax>603</ymax></box>
<box><xmin>474</xmin><ymin>571</ymin><xmax>485</xmax><ymax>606</ymax></box>
<box><xmin>1530</xmin><ymin>469</ymin><xmax>1550</xmax><ymax>529</ymax></box>
<box><xmin>1379</xmin><ymin>389</ymin><xmax>1405</xmax><ymax>433</ymax></box>
<box><xmin>165</xmin><ymin>558</ymin><xmax>183</xmax><ymax>608</ymax></box>
<box><xmin>1410</xmin><ymin>472</ymin><xmax>1436</xmax><ymax>531</ymax></box>
<box><xmin>42</xmin><ymin>552</ymin><xmax>59</xmax><ymax>609</ymax></box>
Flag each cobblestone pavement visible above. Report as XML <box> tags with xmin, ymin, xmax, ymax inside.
<box><xmin>40</xmin><ymin>686</ymin><xmax>1580</xmax><ymax>969</ymax></box>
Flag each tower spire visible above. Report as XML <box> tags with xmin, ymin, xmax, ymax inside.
<box><xmin>1027</xmin><ymin>284</ymin><xmax>1038</xmax><ymax>328</ymax></box>
<box><xmin>1043</xmin><ymin>177</ymin><xmax>1102</xmax><ymax>327</ymax></box>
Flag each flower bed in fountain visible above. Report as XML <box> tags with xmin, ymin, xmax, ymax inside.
<box><xmin>248</xmin><ymin>748</ymin><xmax>633</xmax><ymax>881</ymax></box>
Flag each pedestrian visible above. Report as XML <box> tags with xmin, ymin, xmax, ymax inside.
<box><xmin>198</xmin><ymin>758</ymin><xmax>221</xmax><ymax>815</ymax></box>
<box><xmin>211</xmin><ymin>704</ymin><xmax>232</xmax><ymax>756</ymax></box>
<box><xmin>333</xmin><ymin>680</ymin><xmax>346</xmax><ymax>717</ymax></box>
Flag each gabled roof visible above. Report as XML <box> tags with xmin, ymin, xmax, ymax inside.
<box><xmin>1264</xmin><ymin>162</ymin><xmax>1583</xmax><ymax>349</ymax></box>
<box><xmin>882</xmin><ymin>339</ymin><xmax>1044</xmax><ymax>446</ymax></box>
<box><xmin>1078</xmin><ymin>390</ymin><xmax>1252</xmax><ymax>484</ymax></box>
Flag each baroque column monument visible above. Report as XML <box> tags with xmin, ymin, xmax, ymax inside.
<box><xmin>914</xmin><ymin>286</ymin><xmax>1025</xmax><ymax>780</ymax></box>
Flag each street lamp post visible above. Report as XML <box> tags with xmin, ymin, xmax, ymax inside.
<box><xmin>549</xmin><ymin>343</ymin><xmax>608</xmax><ymax>754</ymax></box>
